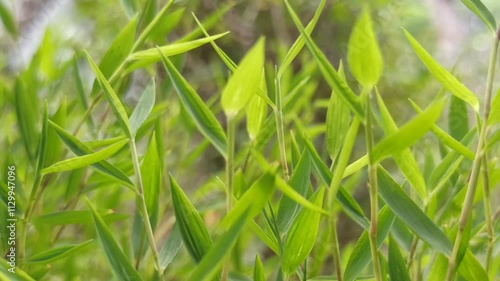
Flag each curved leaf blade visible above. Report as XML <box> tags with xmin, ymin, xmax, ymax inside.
<box><xmin>27</xmin><ymin>240</ymin><xmax>93</xmax><ymax>264</ymax></box>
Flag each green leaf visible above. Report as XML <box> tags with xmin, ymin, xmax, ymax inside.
<box><xmin>41</xmin><ymin>139</ymin><xmax>129</xmax><ymax>175</ymax></box>
<box><xmin>448</xmin><ymin>95</ymin><xmax>469</xmax><ymax>140</ymax></box>
<box><xmin>371</xmin><ymin>98</ymin><xmax>446</xmax><ymax>163</ymax></box>
<box><xmin>127</xmin><ymin>33</ymin><xmax>229</xmax><ymax>70</ymax></box>
<box><xmin>0</xmin><ymin>259</ymin><xmax>35</xmax><ymax>281</ymax></box>
<box><xmin>158</xmin><ymin>48</ymin><xmax>227</xmax><ymax>157</ymax></box>
<box><xmin>187</xmin><ymin>208</ymin><xmax>250</xmax><ymax>281</ymax></box>
<box><xmin>27</xmin><ymin>240</ymin><xmax>93</xmax><ymax>264</ymax></box>
<box><xmin>222</xmin><ymin>172</ymin><xmax>275</xmax><ymax>228</ymax></box>
<box><xmin>409</xmin><ymin>99</ymin><xmax>475</xmax><ymax>160</ymax></box>
<box><xmin>159</xmin><ymin>223</ymin><xmax>183</xmax><ymax>271</ymax></box>
<box><xmin>33</xmin><ymin>210</ymin><xmax>129</xmax><ymax>225</ymax></box>
<box><xmin>377</xmin><ymin>167</ymin><xmax>452</xmax><ymax>255</ymax></box>
<box><xmin>169</xmin><ymin>174</ymin><xmax>213</xmax><ymax>263</ymax></box>
<box><xmin>460</xmin><ymin>0</ymin><xmax>497</xmax><ymax>33</ymax></box>
<box><xmin>85</xmin><ymin>198</ymin><xmax>143</xmax><ymax>281</ymax></box>
<box><xmin>90</xmin><ymin>16</ymin><xmax>137</xmax><ymax>97</ymax></box>
<box><xmin>278</xmin><ymin>0</ymin><xmax>326</xmax><ymax>77</ymax></box>
<box><xmin>488</xmin><ymin>88</ymin><xmax>500</xmax><ymax>125</ymax></box>
<box><xmin>15</xmin><ymin>78</ymin><xmax>38</xmax><ymax>161</ymax></box>
<box><xmin>277</xmin><ymin>149</ymin><xmax>311</xmax><ymax>234</ymax></box>
<box><xmin>0</xmin><ymin>0</ymin><xmax>17</xmax><ymax>38</ymax></box>
<box><xmin>458</xmin><ymin>250</ymin><xmax>490</xmax><ymax>281</ymax></box>
<box><xmin>141</xmin><ymin>132</ymin><xmax>161</xmax><ymax>226</ymax></box>
<box><xmin>347</xmin><ymin>7</ymin><xmax>383</xmax><ymax>88</ymax></box>
<box><xmin>376</xmin><ymin>91</ymin><xmax>426</xmax><ymax>199</ymax></box>
<box><xmin>49</xmin><ymin>121</ymin><xmax>134</xmax><ymax>188</ymax></box>
<box><xmin>254</xmin><ymin>255</ymin><xmax>265</xmax><ymax>281</ymax></box>
<box><xmin>246</xmin><ymin>70</ymin><xmax>268</xmax><ymax>140</ymax></box>
<box><xmin>284</xmin><ymin>0</ymin><xmax>365</xmax><ymax>120</ymax></box>
<box><xmin>344</xmin><ymin>206</ymin><xmax>395</xmax><ymax>281</ymax></box>
<box><xmin>403</xmin><ymin>29</ymin><xmax>479</xmax><ymax>111</ymax></box>
<box><xmin>388</xmin><ymin>236</ymin><xmax>411</xmax><ymax>281</ymax></box>
<box><xmin>326</xmin><ymin>62</ymin><xmax>350</xmax><ymax>160</ymax></box>
<box><xmin>45</xmin><ymin>98</ymin><xmax>67</xmax><ymax>166</ymax></box>
<box><xmin>221</xmin><ymin>37</ymin><xmax>265</xmax><ymax>118</ymax></box>
<box><xmin>130</xmin><ymin>79</ymin><xmax>156</xmax><ymax>137</ymax></box>
<box><xmin>85</xmin><ymin>51</ymin><xmax>132</xmax><ymax>137</ymax></box>
<box><xmin>282</xmin><ymin>187</ymin><xmax>325</xmax><ymax>276</ymax></box>
<box><xmin>36</xmin><ymin>102</ymin><xmax>49</xmax><ymax>176</ymax></box>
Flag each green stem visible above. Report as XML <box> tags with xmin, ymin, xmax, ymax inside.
<box><xmin>445</xmin><ymin>35</ymin><xmax>499</xmax><ymax>281</ymax></box>
<box><xmin>275</xmin><ymin>72</ymin><xmax>290</xmax><ymax>181</ymax></box>
<box><xmin>364</xmin><ymin>89</ymin><xmax>382</xmax><ymax>281</ymax></box>
<box><xmin>481</xmin><ymin>156</ymin><xmax>493</xmax><ymax>273</ymax></box>
<box><xmin>129</xmin><ymin>140</ymin><xmax>164</xmax><ymax>281</ymax></box>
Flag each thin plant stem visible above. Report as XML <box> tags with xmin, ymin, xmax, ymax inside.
<box><xmin>481</xmin><ymin>156</ymin><xmax>493</xmax><ymax>273</ymax></box>
<box><xmin>364</xmin><ymin>89</ymin><xmax>382</xmax><ymax>281</ymax></box>
<box><xmin>222</xmin><ymin>116</ymin><xmax>236</xmax><ymax>281</ymax></box>
<box><xmin>129</xmin><ymin>139</ymin><xmax>164</xmax><ymax>281</ymax></box>
<box><xmin>275</xmin><ymin>69</ymin><xmax>290</xmax><ymax>181</ymax></box>
<box><xmin>445</xmin><ymin>34</ymin><xmax>499</xmax><ymax>281</ymax></box>
<box><xmin>18</xmin><ymin>174</ymin><xmax>42</xmax><ymax>268</ymax></box>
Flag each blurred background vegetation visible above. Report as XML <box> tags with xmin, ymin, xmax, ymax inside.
<box><xmin>1</xmin><ymin>0</ymin><xmax>499</xmax><ymax>279</ymax></box>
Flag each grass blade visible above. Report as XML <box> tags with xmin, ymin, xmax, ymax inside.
<box><xmin>130</xmin><ymin>79</ymin><xmax>156</xmax><ymax>137</ymax></box>
<box><xmin>487</xmin><ymin>88</ymin><xmax>500</xmax><ymax>124</ymax></box>
<box><xmin>158</xmin><ymin>48</ymin><xmax>227</xmax><ymax>157</ymax></box>
<box><xmin>254</xmin><ymin>255</ymin><xmax>265</xmax><ymax>281</ymax></box>
<box><xmin>388</xmin><ymin>236</ymin><xmax>411</xmax><ymax>281</ymax></box>
<box><xmin>0</xmin><ymin>1</ymin><xmax>17</xmax><ymax>38</ymax></box>
<box><xmin>141</xmin><ymin>132</ymin><xmax>161</xmax><ymax>226</ymax></box>
<box><xmin>33</xmin><ymin>210</ymin><xmax>129</xmax><ymax>225</ymax></box>
<box><xmin>460</xmin><ymin>0</ymin><xmax>497</xmax><ymax>33</ymax></box>
<box><xmin>85</xmin><ymin>198</ymin><xmax>143</xmax><ymax>281</ymax></box>
<box><xmin>169</xmin><ymin>174</ymin><xmax>213</xmax><ymax>263</ymax></box>
<box><xmin>159</xmin><ymin>223</ymin><xmax>183</xmax><ymax>271</ymax></box>
<box><xmin>246</xmin><ymin>70</ymin><xmax>268</xmax><ymax>140</ymax></box>
<box><xmin>403</xmin><ymin>29</ymin><xmax>479</xmax><ymax>111</ymax></box>
<box><xmin>27</xmin><ymin>240</ymin><xmax>93</xmax><ymax>264</ymax></box>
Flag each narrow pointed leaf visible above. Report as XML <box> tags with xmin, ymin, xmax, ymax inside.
<box><xmin>388</xmin><ymin>236</ymin><xmax>411</xmax><ymax>281</ymax></box>
<box><xmin>347</xmin><ymin>7</ymin><xmax>383</xmax><ymax>87</ymax></box>
<box><xmin>85</xmin><ymin>198</ymin><xmax>143</xmax><ymax>281</ymax></box>
<box><xmin>254</xmin><ymin>255</ymin><xmax>265</xmax><ymax>281</ymax></box>
<box><xmin>403</xmin><ymin>29</ymin><xmax>479</xmax><ymax>111</ymax></box>
<box><xmin>159</xmin><ymin>223</ymin><xmax>183</xmax><ymax>271</ymax></box>
<box><xmin>159</xmin><ymin>49</ymin><xmax>227</xmax><ymax>157</ymax></box>
<box><xmin>33</xmin><ymin>210</ymin><xmax>129</xmax><ymax>225</ymax></box>
<box><xmin>0</xmin><ymin>1</ymin><xmax>17</xmax><ymax>38</ymax></box>
<box><xmin>282</xmin><ymin>187</ymin><xmax>325</xmax><ymax>275</ymax></box>
<box><xmin>0</xmin><ymin>259</ymin><xmax>35</xmax><ymax>281</ymax></box>
<box><xmin>246</xmin><ymin>70</ymin><xmax>268</xmax><ymax>140</ymax></box>
<box><xmin>187</xmin><ymin>208</ymin><xmax>250</xmax><ymax>281</ymax></box>
<box><xmin>85</xmin><ymin>51</ymin><xmax>132</xmax><ymax>137</ymax></box>
<box><xmin>221</xmin><ymin>38</ymin><xmax>265</xmax><ymax>117</ymax></box>
<box><xmin>460</xmin><ymin>0</ymin><xmax>496</xmax><ymax>33</ymax></box>
<box><xmin>169</xmin><ymin>175</ymin><xmax>213</xmax><ymax>263</ymax></box>
<box><xmin>41</xmin><ymin>139</ymin><xmax>129</xmax><ymax>175</ymax></box>
<box><xmin>27</xmin><ymin>240</ymin><xmax>93</xmax><ymax>264</ymax></box>
<box><xmin>488</xmin><ymin>88</ymin><xmax>500</xmax><ymax>124</ymax></box>
<box><xmin>284</xmin><ymin>0</ymin><xmax>365</xmax><ymax>120</ymax></box>
<box><xmin>372</xmin><ymin>98</ymin><xmax>446</xmax><ymax>163</ymax></box>
<box><xmin>448</xmin><ymin>95</ymin><xmax>469</xmax><ymax>140</ymax></box>
<box><xmin>141</xmin><ymin>132</ymin><xmax>161</xmax><ymax>225</ymax></box>
<box><xmin>130</xmin><ymin>79</ymin><xmax>156</xmax><ymax>137</ymax></box>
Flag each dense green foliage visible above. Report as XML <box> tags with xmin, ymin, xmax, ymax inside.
<box><xmin>1</xmin><ymin>0</ymin><xmax>499</xmax><ymax>280</ymax></box>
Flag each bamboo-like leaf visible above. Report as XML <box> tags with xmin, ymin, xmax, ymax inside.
<box><xmin>36</xmin><ymin>102</ymin><xmax>49</xmax><ymax>176</ymax></box>
<box><xmin>44</xmin><ymin>98</ymin><xmax>67</xmax><ymax>166</ymax></box>
<box><xmin>49</xmin><ymin>121</ymin><xmax>133</xmax><ymax>187</ymax></box>
<box><xmin>448</xmin><ymin>95</ymin><xmax>469</xmax><ymax>140</ymax></box>
<box><xmin>377</xmin><ymin>167</ymin><xmax>452</xmax><ymax>255</ymax></box>
<box><xmin>141</xmin><ymin>132</ymin><xmax>161</xmax><ymax>226</ymax></box>
<box><xmin>371</xmin><ymin>98</ymin><xmax>446</xmax><ymax>163</ymax></box>
<box><xmin>159</xmin><ymin>223</ymin><xmax>183</xmax><ymax>271</ymax></box>
<box><xmin>158</xmin><ymin>48</ymin><xmax>227</xmax><ymax>157</ymax></box>
<box><xmin>344</xmin><ymin>206</ymin><xmax>395</xmax><ymax>281</ymax></box>
<box><xmin>90</xmin><ymin>16</ymin><xmax>137</xmax><ymax>97</ymax></box>
<box><xmin>169</xmin><ymin>174</ymin><xmax>213</xmax><ymax>263</ymax></box>
<box><xmin>41</xmin><ymin>139</ymin><xmax>129</xmax><ymax>175</ymax></box>
<box><xmin>221</xmin><ymin>37</ymin><xmax>265</xmax><ymax>118</ymax></box>
<box><xmin>282</xmin><ymin>187</ymin><xmax>325</xmax><ymax>276</ymax></box>
<box><xmin>388</xmin><ymin>236</ymin><xmax>411</xmax><ymax>281</ymax></box>
<box><xmin>278</xmin><ymin>0</ymin><xmax>326</xmax><ymax>77</ymax></box>
<box><xmin>376</xmin><ymin>92</ymin><xmax>426</xmax><ymax>199</ymax></box>
<box><xmin>246</xmin><ymin>70</ymin><xmax>268</xmax><ymax>140</ymax></box>
<box><xmin>0</xmin><ymin>259</ymin><xmax>35</xmax><ymax>281</ymax></box>
<box><xmin>187</xmin><ymin>208</ymin><xmax>250</xmax><ymax>281</ymax></box>
<box><xmin>15</xmin><ymin>78</ymin><xmax>38</xmax><ymax>160</ymax></box>
<box><xmin>33</xmin><ymin>210</ymin><xmax>129</xmax><ymax>225</ymax></box>
<box><xmin>254</xmin><ymin>255</ymin><xmax>265</xmax><ymax>281</ymax></box>
<box><xmin>85</xmin><ymin>51</ymin><xmax>132</xmax><ymax>137</ymax></box>
<box><xmin>277</xmin><ymin>149</ymin><xmax>311</xmax><ymax>234</ymax></box>
<box><xmin>347</xmin><ymin>7</ymin><xmax>383</xmax><ymax>88</ymax></box>
<box><xmin>409</xmin><ymin>99</ymin><xmax>475</xmax><ymax>160</ymax></box>
<box><xmin>130</xmin><ymin>80</ymin><xmax>156</xmax><ymax>137</ymax></box>
<box><xmin>284</xmin><ymin>0</ymin><xmax>365</xmax><ymax>120</ymax></box>
<box><xmin>326</xmin><ymin>62</ymin><xmax>350</xmax><ymax>160</ymax></box>
<box><xmin>403</xmin><ymin>29</ymin><xmax>479</xmax><ymax>111</ymax></box>
<box><xmin>0</xmin><ymin>1</ymin><xmax>17</xmax><ymax>38</ymax></box>
<box><xmin>248</xmin><ymin>219</ymin><xmax>280</xmax><ymax>254</ymax></box>
<box><xmin>461</xmin><ymin>0</ymin><xmax>497</xmax><ymax>33</ymax></box>
<box><xmin>27</xmin><ymin>240</ymin><xmax>93</xmax><ymax>264</ymax></box>
<box><xmin>85</xmin><ymin>198</ymin><xmax>143</xmax><ymax>281</ymax></box>
<box><xmin>488</xmin><ymin>88</ymin><xmax>500</xmax><ymax>124</ymax></box>
<box><xmin>222</xmin><ymin>172</ymin><xmax>275</xmax><ymax>228</ymax></box>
